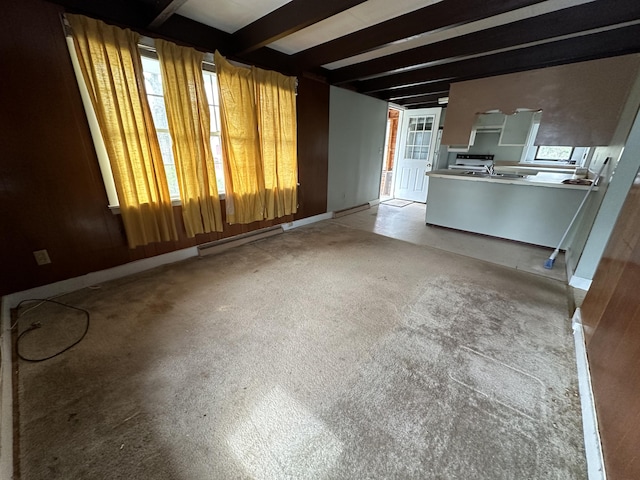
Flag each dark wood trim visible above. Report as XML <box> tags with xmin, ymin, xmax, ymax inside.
<box><xmin>232</xmin><ymin>0</ymin><xmax>367</xmax><ymax>55</ymax></box>
<box><xmin>45</xmin><ymin>0</ymin><xmax>152</xmax><ymax>26</ymax></box>
<box><xmin>11</xmin><ymin>309</ymin><xmax>20</xmax><ymax>480</ymax></box>
<box><xmin>356</xmin><ymin>24</ymin><xmax>640</xmax><ymax>93</ymax></box>
<box><xmin>290</xmin><ymin>0</ymin><xmax>547</xmax><ymax>70</ymax></box>
<box><xmin>329</xmin><ymin>0</ymin><xmax>640</xmax><ymax>84</ymax></box>
<box><xmin>147</xmin><ymin>0</ymin><xmax>188</xmax><ymax>29</ymax></box>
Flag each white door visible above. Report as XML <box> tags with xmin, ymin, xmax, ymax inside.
<box><xmin>393</xmin><ymin>108</ymin><xmax>441</xmax><ymax>202</ymax></box>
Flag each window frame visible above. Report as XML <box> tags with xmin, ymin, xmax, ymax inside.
<box><xmin>520</xmin><ymin>114</ymin><xmax>590</xmax><ymax>166</ymax></box>
<box><xmin>534</xmin><ymin>145</ymin><xmax>575</xmax><ymax>162</ymax></box>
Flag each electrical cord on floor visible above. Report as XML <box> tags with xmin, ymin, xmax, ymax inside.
<box><xmin>12</xmin><ymin>298</ymin><xmax>90</xmax><ymax>362</ymax></box>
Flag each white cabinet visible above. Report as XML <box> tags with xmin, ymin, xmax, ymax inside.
<box><xmin>447</xmin><ymin>111</ymin><xmax>534</xmax><ymax>151</ymax></box>
<box><xmin>474</xmin><ymin>113</ymin><xmax>504</xmax><ymax>128</ymax></box>
<box><xmin>425</xmin><ymin>175</ymin><xmax>594</xmax><ymax>248</ymax></box>
<box><xmin>499</xmin><ymin>112</ymin><xmax>535</xmax><ymax>146</ymax></box>
<box><xmin>465</xmin><ymin>113</ymin><xmax>504</xmax><ymax>149</ymax></box>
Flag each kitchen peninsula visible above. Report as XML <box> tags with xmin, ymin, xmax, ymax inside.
<box><xmin>425</xmin><ymin>169</ymin><xmax>595</xmax><ymax>248</ymax></box>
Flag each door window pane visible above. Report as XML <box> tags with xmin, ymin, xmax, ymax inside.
<box><xmin>405</xmin><ymin>115</ymin><xmax>434</xmax><ymax>159</ymax></box>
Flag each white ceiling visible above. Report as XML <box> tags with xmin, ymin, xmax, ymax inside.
<box><xmin>178</xmin><ymin>0</ymin><xmax>292</xmax><ymax>34</ymax></box>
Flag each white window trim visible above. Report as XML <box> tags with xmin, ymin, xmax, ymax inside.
<box><xmin>67</xmin><ymin>37</ymin><xmax>119</xmax><ymax>207</ymax></box>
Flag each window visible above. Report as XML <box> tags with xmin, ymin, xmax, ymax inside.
<box><xmin>67</xmin><ymin>36</ymin><xmax>225</xmax><ymax>208</ymax></box>
<box><xmin>140</xmin><ymin>54</ymin><xmax>225</xmax><ymax>198</ymax></box>
<box><xmin>404</xmin><ymin>116</ymin><xmax>433</xmax><ymax>160</ymax></box>
<box><xmin>535</xmin><ymin>146</ymin><xmax>573</xmax><ymax>162</ymax></box>
<box><xmin>202</xmin><ymin>69</ymin><xmax>225</xmax><ymax>194</ymax></box>
<box><xmin>521</xmin><ymin>114</ymin><xmax>590</xmax><ymax>166</ymax></box>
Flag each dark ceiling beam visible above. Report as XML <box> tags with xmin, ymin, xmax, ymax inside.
<box><xmin>393</xmin><ymin>93</ymin><xmax>449</xmax><ymax>107</ymax></box>
<box><xmin>330</xmin><ymin>0</ymin><xmax>640</xmax><ymax>84</ymax></box>
<box><xmin>402</xmin><ymin>101</ymin><xmax>441</xmax><ymax>110</ymax></box>
<box><xmin>231</xmin><ymin>0</ymin><xmax>367</xmax><ymax>56</ymax></box>
<box><xmin>373</xmin><ymin>81</ymin><xmax>454</xmax><ymax>101</ymax></box>
<box><xmin>147</xmin><ymin>0</ymin><xmax>188</xmax><ymax>29</ymax></box>
<box><xmin>291</xmin><ymin>0</ymin><xmax>547</xmax><ymax>70</ymax></box>
<box><xmin>356</xmin><ymin>24</ymin><xmax>640</xmax><ymax>94</ymax></box>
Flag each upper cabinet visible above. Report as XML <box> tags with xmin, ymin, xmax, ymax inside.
<box><xmin>461</xmin><ymin>111</ymin><xmax>534</xmax><ymax>151</ymax></box>
<box><xmin>441</xmin><ymin>55</ymin><xmax>640</xmax><ymax>147</ymax></box>
<box><xmin>474</xmin><ymin>113</ymin><xmax>504</xmax><ymax>129</ymax></box>
<box><xmin>499</xmin><ymin>112</ymin><xmax>535</xmax><ymax>146</ymax></box>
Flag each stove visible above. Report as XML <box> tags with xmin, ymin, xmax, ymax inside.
<box><xmin>448</xmin><ymin>154</ymin><xmax>495</xmax><ymax>172</ymax></box>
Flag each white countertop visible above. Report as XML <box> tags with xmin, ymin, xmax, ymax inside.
<box><xmin>427</xmin><ymin>169</ymin><xmax>595</xmax><ymax>190</ymax></box>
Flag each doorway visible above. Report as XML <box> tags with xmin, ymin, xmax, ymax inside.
<box><xmin>393</xmin><ymin>107</ymin><xmax>441</xmax><ymax>203</ymax></box>
<box><xmin>379</xmin><ymin>107</ymin><xmax>401</xmax><ymax>201</ymax></box>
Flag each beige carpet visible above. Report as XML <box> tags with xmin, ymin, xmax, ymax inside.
<box><xmin>17</xmin><ymin>221</ymin><xmax>586</xmax><ymax>479</ymax></box>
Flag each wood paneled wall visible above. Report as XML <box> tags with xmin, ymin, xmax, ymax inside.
<box><xmin>295</xmin><ymin>75</ymin><xmax>329</xmax><ymax>220</ymax></box>
<box><xmin>0</xmin><ymin>0</ymin><xmax>329</xmax><ymax>296</ymax></box>
<box><xmin>581</xmin><ymin>167</ymin><xmax>640</xmax><ymax>479</ymax></box>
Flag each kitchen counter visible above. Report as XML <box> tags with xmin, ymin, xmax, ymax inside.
<box><xmin>425</xmin><ymin>169</ymin><xmax>596</xmax><ymax>248</ymax></box>
<box><xmin>427</xmin><ymin>169</ymin><xmax>595</xmax><ymax>190</ymax></box>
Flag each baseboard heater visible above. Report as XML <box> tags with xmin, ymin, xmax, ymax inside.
<box><xmin>333</xmin><ymin>203</ymin><xmax>370</xmax><ymax>218</ymax></box>
<box><xmin>197</xmin><ymin>226</ymin><xmax>284</xmax><ymax>257</ymax></box>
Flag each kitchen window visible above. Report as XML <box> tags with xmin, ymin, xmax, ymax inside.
<box><xmin>521</xmin><ymin>115</ymin><xmax>589</xmax><ymax>165</ymax></box>
<box><xmin>534</xmin><ymin>146</ymin><xmax>574</xmax><ymax>162</ymax></box>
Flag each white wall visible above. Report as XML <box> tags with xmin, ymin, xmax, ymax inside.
<box><xmin>570</xmin><ymin>110</ymin><xmax>640</xmax><ymax>282</ymax></box>
<box><xmin>566</xmin><ymin>72</ymin><xmax>640</xmax><ymax>284</ymax></box>
<box><xmin>327</xmin><ymin>86</ymin><xmax>388</xmax><ymax>212</ymax></box>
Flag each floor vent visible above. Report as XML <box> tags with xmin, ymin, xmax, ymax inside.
<box><xmin>198</xmin><ymin>226</ymin><xmax>283</xmax><ymax>257</ymax></box>
<box><xmin>333</xmin><ymin>203</ymin><xmax>370</xmax><ymax>218</ymax></box>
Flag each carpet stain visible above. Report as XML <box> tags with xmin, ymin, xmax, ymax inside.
<box><xmin>147</xmin><ymin>300</ymin><xmax>174</xmax><ymax>315</ymax></box>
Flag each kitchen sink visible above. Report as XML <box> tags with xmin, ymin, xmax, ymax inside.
<box><xmin>461</xmin><ymin>171</ymin><xmax>526</xmax><ymax>179</ymax></box>
<box><xmin>491</xmin><ymin>172</ymin><xmax>526</xmax><ymax>179</ymax></box>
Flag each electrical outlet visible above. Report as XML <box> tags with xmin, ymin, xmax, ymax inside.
<box><xmin>33</xmin><ymin>249</ymin><xmax>51</xmax><ymax>266</ymax></box>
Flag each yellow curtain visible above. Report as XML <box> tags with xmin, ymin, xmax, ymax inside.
<box><xmin>67</xmin><ymin>14</ymin><xmax>177</xmax><ymax>248</ymax></box>
<box><xmin>215</xmin><ymin>51</ymin><xmax>298</xmax><ymax>224</ymax></box>
<box><xmin>253</xmin><ymin>67</ymin><xmax>298</xmax><ymax>219</ymax></box>
<box><xmin>214</xmin><ymin>52</ymin><xmax>264</xmax><ymax>224</ymax></box>
<box><xmin>156</xmin><ymin>39</ymin><xmax>223</xmax><ymax>236</ymax></box>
